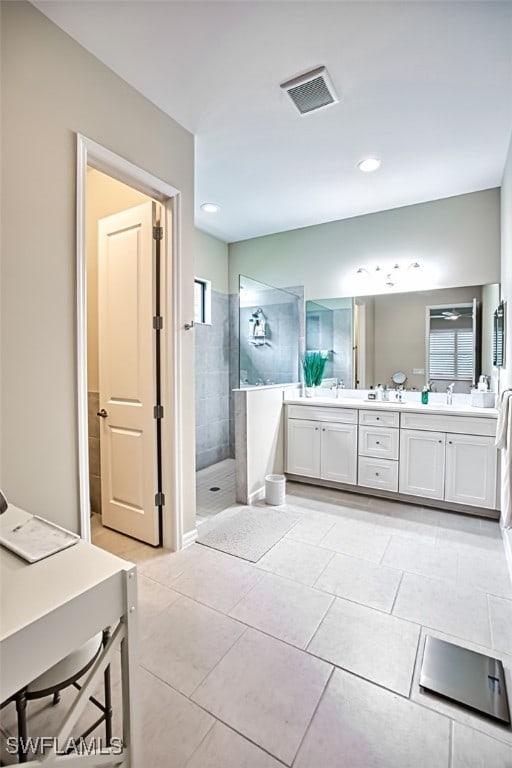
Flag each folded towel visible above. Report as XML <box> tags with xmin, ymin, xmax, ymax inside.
<box><xmin>495</xmin><ymin>390</ymin><xmax>512</xmax><ymax>450</ymax></box>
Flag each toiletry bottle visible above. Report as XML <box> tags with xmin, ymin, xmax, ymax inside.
<box><xmin>376</xmin><ymin>384</ymin><xmax>383</xmax><ymax>401</ymax></box>
<box><xmin>421</xmin><ymin>386</ymin><xmax>429</xmax><ymax>405</ymax></box>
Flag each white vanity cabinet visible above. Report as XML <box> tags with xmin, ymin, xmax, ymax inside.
<box><xmin>286</xmin><ymin>405</ymin><xmax>357</xmax><ymax>485</ymax></box>
<box><xmin>320</xmin><ymin>422</ymin><xmax>358</xmax><ymax>484</ymax></box>
<box><xmin>284</xmin><ymin>400</ymin><xmax>498</xmax><ymax>513</ymax></box>
<box><xmin>399</xmin><ymin>429</ymin><xmax>446</xmax><ymax>500</ymax></box>
<box><xmin>286</xmin><ymin>419</ymin><xmax>321</xmax><ymax>477</ymax></box>
<box><xmin>399</xmin><ymin>413</ymin><xmax>497</xmax><ymax>509</ymax></box>
<box><xmin>358</xmin><ymin>409</ymin><xmax>400</xmax><ymax>492</ymax></box>
<box><xmin>444</xmin><ymin>433</ymin><xmax>497</xmax><ymax>509</ymax></box>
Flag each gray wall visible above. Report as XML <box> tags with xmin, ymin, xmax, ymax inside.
<box><xmin>500</xmin><ymin>130</ymin><xmax>512</xmax><ymax>540</ymax></box>
<box><xmin>1</xmin><ymin>2</ymin><xmax>196</xmax><ymax>534</ymax></box>
<box><xmin>229</xmin><ymin>190</ymin><xmax>500</xmax><ymax>299</ymax></box>
<box><xmin>195</xmin><ymin>290</ymin><xmax>232</xmax><ymax>470</ymax></box>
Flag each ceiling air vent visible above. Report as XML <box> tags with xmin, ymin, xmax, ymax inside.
<box><xmin>280</xmin><ymin>66</ymin><xmax>339</xmax><ymax>115</ymax></box>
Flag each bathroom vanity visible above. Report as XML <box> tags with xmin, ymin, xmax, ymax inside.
<box><xmin>284</xmin><ymin>397</ymin><xmax>499</xmax><ymax>516</ymax></box>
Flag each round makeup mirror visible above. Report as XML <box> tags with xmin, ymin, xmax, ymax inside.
<box><xmin>392</xmin><ymin>372</ymin><xmax>407</xmax><ymax>386</ymax></box>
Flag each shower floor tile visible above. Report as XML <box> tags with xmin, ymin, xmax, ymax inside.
<box><xmin>196</xmin><ymin>458</ymin><xmax>236</xmax><ymax>519</ymax></box>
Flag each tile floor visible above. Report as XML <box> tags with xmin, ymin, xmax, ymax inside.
<box><xmin>2</xmin><ymin>482</ymin><xmax>511</xmax><ymax>767</ymax></box>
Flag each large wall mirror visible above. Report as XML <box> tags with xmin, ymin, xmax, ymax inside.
<box><xmin>306</xmin><ymin>283</ymin><xmax>500</xmax><ymax>392</ymax></box>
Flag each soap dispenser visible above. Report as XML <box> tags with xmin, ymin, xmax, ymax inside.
<box><xmin>421</xmin><ymin>386</ymin><xmax>429</xmax><ymax>405</ymax></box>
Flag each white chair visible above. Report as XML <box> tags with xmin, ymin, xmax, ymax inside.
<box><xmin>1</xmin><ymin>629</ymin><xmax>112</xmax><ymax>763</ymax></box>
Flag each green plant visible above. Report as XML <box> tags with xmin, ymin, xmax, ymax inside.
<box><xmin>302</xmin><ymin>352</ymin><xmax>327</xmax><ymax>387</ymax></box>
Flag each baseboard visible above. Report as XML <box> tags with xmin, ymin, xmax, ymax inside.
<box><xmin>248</xmin><ymin>486</ymin><xmax>266</xmax><ymax>504</ymax></box>
<box><xmin>182</xmin><ymin>528</ymin><xmax>198</xmax><ymax>549</ymax></box>
<box><xmin>503</xmin><ymin>527</ymin><xmax>512</xmax><ymax>586</ymax></box>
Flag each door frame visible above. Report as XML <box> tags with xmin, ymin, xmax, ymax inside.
<box><xmin>76</xmin><ymin>133</ymin><xmax>184</xmax><ymax>550</ymax></box>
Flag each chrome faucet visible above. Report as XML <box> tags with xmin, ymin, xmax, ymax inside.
<box><xmin>446</xmin><ymin>382</ymin><xmax>455</xmax><ymax>405</ymax></box>
<box><xmin>330</xmin><ymin>379</ymin><xmax>345</xmax><ymax>398</ymax></box>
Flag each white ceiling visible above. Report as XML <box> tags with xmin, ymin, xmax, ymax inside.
<box><xmin>34</xmin><ymin>1</ymin><xmax>512</xmax><ymax>243</ymax></box>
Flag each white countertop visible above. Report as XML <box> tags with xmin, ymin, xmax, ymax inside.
<box><xmin>283</xmin><ymin>396</ymin><xmax>498</xmax><ymax>419</ymax></box>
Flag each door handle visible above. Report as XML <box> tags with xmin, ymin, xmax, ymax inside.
<box><xmin>97</xmin><ymin>409</ymin><xmax>108</xmax><ymax>418</ymax></box>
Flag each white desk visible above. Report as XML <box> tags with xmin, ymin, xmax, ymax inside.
<box><xmin>0</xmin><ymin>505</ymin><xmax>139</xmax><ymax>767</ymax></box>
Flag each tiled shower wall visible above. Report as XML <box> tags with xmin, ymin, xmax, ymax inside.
<box><xmin>229</xmin><ymin>286</ymin><xmax>304</xmax><ymax>453</ymax></box>
<box><xmin>195</xmin><ymin>290</ymin><xmax>232</xmax><ymax>470</ymax></box>
<box><xmin>88</xmin><ymin>391</ymin><xmax>102</xmax><ymax>514</ymax></box>
<box><xmin>238</xmin><ymin>301</ymin><xmax>300</xmax><ymax>386</ymax></box>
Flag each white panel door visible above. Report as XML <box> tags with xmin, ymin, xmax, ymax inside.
<box><xmin>320</xmin><ymin>422</ymin><xmax>358</xmax><ymax>485</ymax></box>
<box><xmin>286</xmin><ymin>419</ymin><xmax>321</xmax><ymax>477</ymax></box>
<box><xmin>445</xmin><ymin>433</ymin><xmax>497</xmax><ymax>509</ymax></box>
<box><xmin>98</xmin><ymin>202</ymin><xmax>160</xmax><ymax>545</ymax></box>
<box><xmin>399</xmin><ymin>429</ymin><xmax>445</xmax><ymax>500</ymax></box>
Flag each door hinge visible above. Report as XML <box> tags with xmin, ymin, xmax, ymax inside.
<box><xmin>153</xmin><ymin>404</ymin><xmax>164</xmax><ymax>419</ymax></box>
<box><xmin>153</xmin><ymin>315</ymin><xmax>163</xmax><ymax>330</ymax></box>
<box><xmin>155</xmin><ymin>491</ymin><xmax>165</xmax><ymax>507</ymax></box>
<box><xmin>153</xmin><ymin>226</ymin><xmax>164</xmax><ymax>241</ymax></box>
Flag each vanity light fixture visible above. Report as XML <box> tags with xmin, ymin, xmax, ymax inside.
<box><xmin>356</xmin><ymin>261</ymin><xmax>421</xmax><ymax>288</ymax></box>
<box><xmin>358</xmin><ymin>157</ymin><xmax>381</xmax><ymax>173</ymax></box>
<box><xmin>200</xmin><ymin>202</ymin><xmax>220</xmax><ymax>214</ymax></box>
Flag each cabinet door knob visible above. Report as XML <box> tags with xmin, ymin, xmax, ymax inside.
<box><xmin>376</xmin><ymin>417</ymin><xmax>380</xmax><ymax>420</ymax></box>
<box><xmin>322</xmin><ymin>428</ymin><xmax>326</xmax><ymax>431</ymax></box>
<box><xmin>376</xmin><ymin>441</ymin><xmax>380</xmax><ymax>445</ymax></box>
<box><xmin>448</xmin><ymin>440</ymin><xmax>453</xmax><ymax>444</ymax></box>
<box><xmin>315</xmin><ymin>427</ymin><xmax>319</xmax><ymax>431</ymax></box>
<box><xmin>375</xmin><ymin>472</ymin><xmax>380</xmax><ymax>476</ymax></box>
<box><xmin>438</xmin><ymin>440</ymin><xmax>442</xmax><ymax>443</ymax></box>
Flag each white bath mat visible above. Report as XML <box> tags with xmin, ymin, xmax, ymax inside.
<box><xmin>197</xmin><ymin>506</ymin><xmax>301</xmax><ymax>562</ymax></box>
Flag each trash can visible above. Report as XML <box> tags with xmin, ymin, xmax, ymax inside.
<box><xmin>265</xmin><ymin>474</ymin><xmax>286</xmax><ymax>506</ymax></box>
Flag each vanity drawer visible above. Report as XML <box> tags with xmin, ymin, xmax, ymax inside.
<box><xmin>359</xmin><ymin>409</ymin><xmax>399</xmax><ymax>428</ymax></box>
<box><xmin>286</xmin><ymin>405</ymin><xmax>358</xmax><ymax>424</ymax></box>
<box><xmin>359</xmin><ymin>425</ymin><xmax>399</xmax><ymax>460</ymax></box>
<box><xmin>400</xmin><ymin>412</ymin><xmax>496</xmax><ymax>437</ymax></box>
<box><xmin>358</xmin><ymin>456</ymin><xmax>398</xmax><ymax>492</ymax></box>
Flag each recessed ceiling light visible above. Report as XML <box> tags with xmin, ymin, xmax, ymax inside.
<box><xmin>358</xmin><ymin>158</ymin><xmax>381</xmax><ymax>173</ymax></box>
<box><xmin>200</xmin><ymin>202</ymin><xmax>220</xmax><ymax>214</ymax></box>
